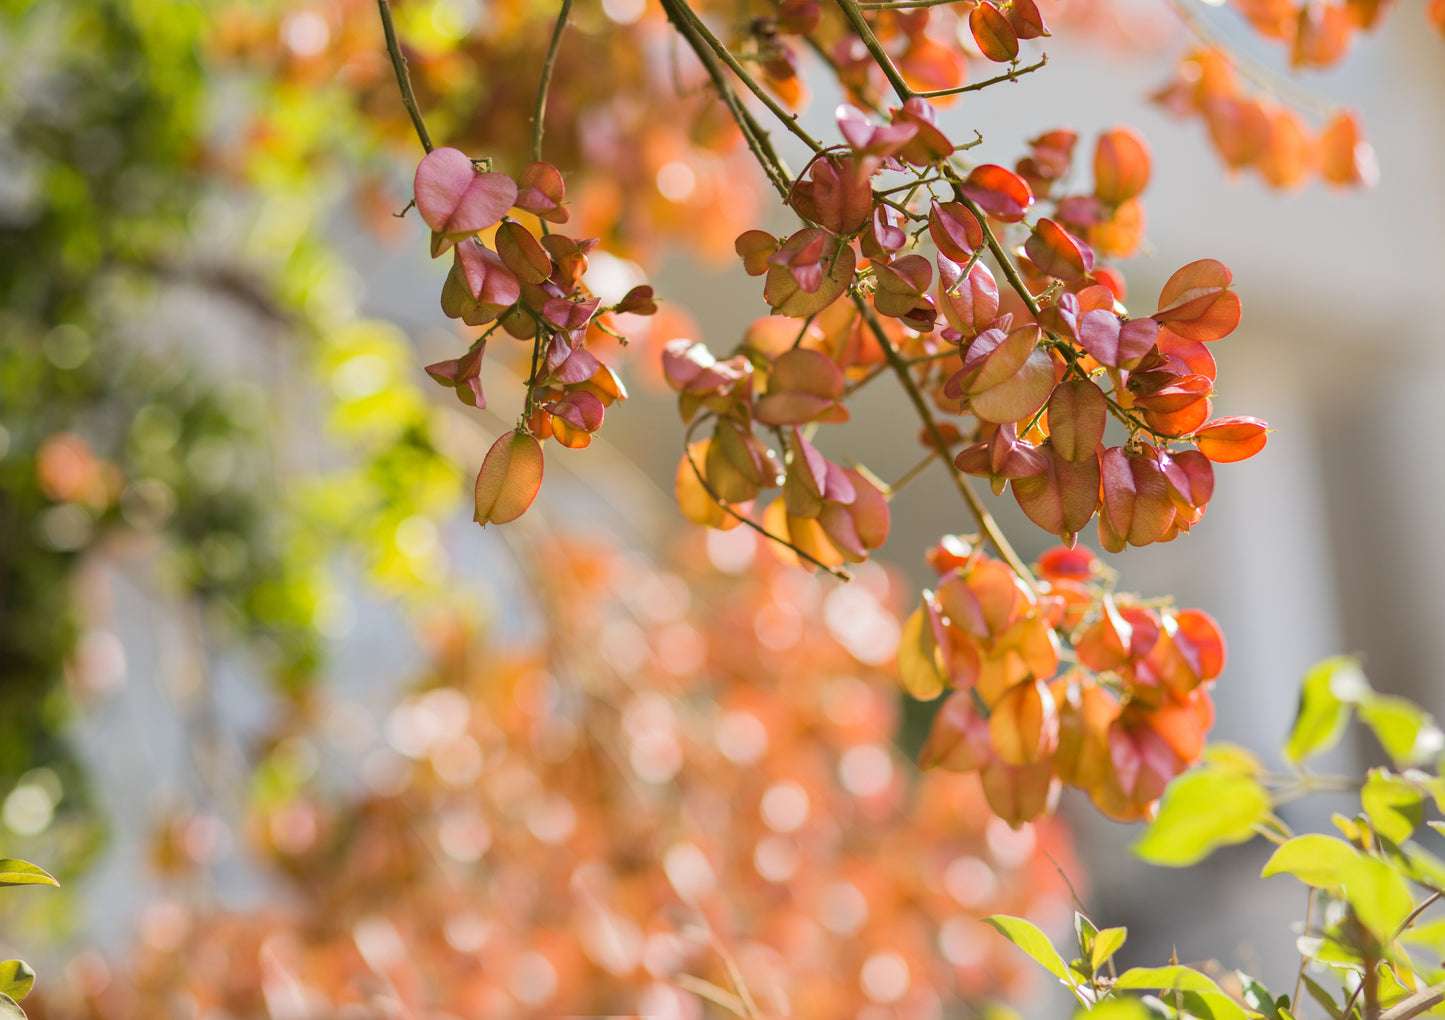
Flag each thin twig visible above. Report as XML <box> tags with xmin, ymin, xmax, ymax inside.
<box><xmin>377</xmin><ymin>0</ymin><xmax>434</xmax><ymax>153</ymax></box>
<box><xmin>684</xmin><ymin>420</ymin><xmax>853</xmax><ymax>580</ymax></box>
<box><xmin>533</xmin><ymin>0</ymin><xmax>575</xmax><ymax>163</ymax></box>
<box><xmin>919</xmin><ymin>53</ymin><xmax>1049</xmax><ymax>98</ymax></box>
<box><xmin>1292</xmin><ymin>887</ymin><xmax>1314</xmax><ymax>1012</ymax></box>
<box><xmin>659</xmin><ymin>0</ymin><xmax>795</xmax><ymax>197</ymax></box>
<box><xmin>1381</xmin><ymin>983</ymin><xmax>1445</xmax><ymax>1020</ymax></box>
<box><xmin>853</xmin><ymin>294</ymin><xmax>1038</xmax><ymax>587</ymax></box>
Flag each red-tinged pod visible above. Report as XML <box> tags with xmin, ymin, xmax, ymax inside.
<box><xmin>989</xmin><ymin>679</ymin><xmax>1059</xmax><ymax>766</ymax></box>
<box><xmin>1093</xmin><ymin>127</ymin><xmax>1152</xmax><ymax>205</ymax></box>
<box><xmin>512</xmin><ymin>160</ymin><xmax>568</xmax><ymax>223</ymax></box>
<box><xmin>969</xmin><ymin>2</ymin><xmax>1020</xmax><ymax>62</ymax></box>
<box><xmin>1192</xmin><ymin>415</ymin><xmax>1269</xmax><ymax>462</ymax></box>
<box><xmin>1024</xmin><ymin>218</ymin><xmax>1094</xmax><ymax>282</ymax></box>
<box><xmin>474</xmin><ymin>430</ymin><xmax>544</xmax><ymax>526</ymax></box>
<box><xmin>1154</xmin><ymin>259</ymin><xmax>1242</xmax><ymax>342</ymax></box>
<box><xmin>919</xmin><ymin>691</ymin><xmax>993</xmax><ymax>771</ymax></box>
<box><xmin>929</xmin><ymin>201</ymin><xmax>984</xmax><ymax>261</ymax></box>
<box><xmin>979</xmin><ymin>758</ymin><xmax>1058</xmax><ymax>828</ymax></box>
<box><xmin>1008</xmin><ymin>0</ymin><xmax>1050</xmax><ymax>38</ymax></box>
<box><xmin>1320</xmin><ymin>109</ymin><xmax>1379</xmax><ymax>187</ymax></box>
<box><xmin>959</xmin><ymin>165</ymin><xmax>1034</xmax><ymax>222</ymax></box>
<box><xmin>414</xmin><ymin>147</ymin><xmax>518</xmax><ymax>256</ymax></box>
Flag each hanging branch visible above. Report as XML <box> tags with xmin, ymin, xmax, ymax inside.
<box><xmin>377</xmin><ymin>0</ymin><xmax>434</xmax><ymax>153</ymax></box>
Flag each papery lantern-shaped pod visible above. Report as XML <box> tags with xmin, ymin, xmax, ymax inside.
<box><xmin>541</xmin><ymin>233</ymin><xmax>598</xmax><ymax>288</ymax></box>
<box><xmin>1045</xmin><ymin>379</ymin><xmax>1108</xmax><ymax>462</ymax></box>
<box><xmin>1191</xmin><ymin>415</ymin><xmax>1269</xmax><ymax>462</ymax></box>
<box><xmin>937</xmin><ymin>255</ymin><xmax>999</xmax><ymax>336</ymax></box>
<box><xmin>1093</xmin><ymin>127</ymin><xmax>1152</xmax><ymax>206</ymax></box>
<box><xmin>705</xmin><ymin>418</ymin><xmax>781</xmax><ymax>504</ymax></box>
<box><xmin>763</xmin><ymin>229</ymin><xmax>858</xmax><ymax>318</ymax></box>
<box><xmin>873</xmin><ymin>254</ymin><xmax>935</xmax><ymax>324</ymax></box>
<box><xmin>1154</xmin><ymin>259</ymin><xmax>1242</xmax><ymax>342</ymax></box>
<box><xmin>890</xmin><ymin>97</ymin><xmax>955</xmax><ymax>165</ymax></box>
<box><xmin>950</xmin><ymin>325</ymin><xmax>1055</xmax><ymax>425</ymax></box>
<box><xmin>764</xmin><ymin>499</ymin><xmax>849</xmax><ymax>572</ymax></box>
<box><xmin>1140</xmin><ymin>609</ymin><xmax>1226</xmax><ymax>698</ymax></box>
<box><xmin>817</xmin><ymin>467</ymin><xmax>889</xmax><ymax>562</ymax></box>
<box><xmin>801</xmin><ymin>155</ymin><xmax>874</xmax><ymax>233</ymax></box>
<box><xmin>496</xmin><ymin>219</ymin><xmax>553</xmax><ymax>284</ymax></box>
<box><xmin>512</xmin><ymin>160</ymin><xmax>568</xmax><ymax>223</ymax></box>
<box><xmin>1073</xmin><ymin>593</ymin><xmax>1135</xmax><ymax>674</ymax></box>
<box><xmin>1144</xmin><ymin>684</ymin><xmax>1216</xmax><ymax>765</ymax></box>
<box><xmin>1053</xmin><ymin>678</ymin><xmax>1121</xmax><ymax>791</ymax></box>
<box><xmin>929</xmin><ymin>201</ymin><xmax>984</xmax><ymax>262</ymax></box>
<box><xmin>755</xmin><ymin>348</ymin><xmax>849</xmax><ymax>426</ymax></box>
<box><xmin>979</xmin><ymin>758</ymin><xmax>1058</xmax><ymax>828</ymax></box>
<box><xmin>988</xmin><ymin>677</ymin><xmax>1060</xmax><ymax>766</ymax></box>
<box><xmin>1320</xmin><ymin>109</ymin><xmax>1378</xmax><ymax>187</ymax></box>
<box><xmin>1097</xmin><ymin>447</ymin><xmax>1177</xmax><ymax>552</ymax></box>
<box><xmin>440</xmin><ymin>239</ymin><xmax>521</xmax><ymax>326</ymax></box>
<box><xmin>782</xmin><ymin>428</ymin><xmax>831</xmax><ymax>518</ymax></box>
<box><xmin>1024</xmin><ymin>219</ymin><xmax>1094</xmax><ymax>282</ymax></box>
<box><xmin>414</xmin><ymin>147</ymin><xmax>519</xmax><ymax>257</ymax></box>
<box><xmin>919</xmin><ymin>691</ymin><xmax>993</xmax><ymax>770</ymax></box>
<box><xmin>1011</xmin><ymin>443</ymin><xmax>1101</xmax><ymax>545</ymax></box>
<box><xmin>676</xmin><ymin>439</ymin><xmax>748</xmax><ymax>530</ymax></box>
<box><xmin>474</xmin><ymin>430</ymin><xmax>543</xmax><ymax>527</ymax></box>
<box><xmin>425</xmin><ymin>341</ymin><xmax>487</xmax><ymax>408</ymax></box>
<box><xmin>1102</xmin><ymin>715</ymin><xmax>1188</xmax><ymax>818</ymax></box>
<box><xmin>970</xmin><ymin>2</ymin><xmax>1020</xmax><ymax>62</ymax></box>
<box><xmin>959</xmin><ymin>165</ymin><xmax>1034</xmax><ymax>222</ymax></box>
<box><xmin>898</xmin><ymin>600</ymin><xmax>950</xmax><ymax>700</ymax></box>
<box><xmin>954</xmin><ymin>421</ymin><xmax>1049</xmax><ymax>496</ymax></box>
<box><xmin>1009</xmin><ymin>0</ymin><xmax>1051</xmax><ymax>40</ymax></box>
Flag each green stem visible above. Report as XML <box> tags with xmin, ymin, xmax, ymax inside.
<box><xmin>533</xmin><ymin>0</ymin><xmax>575</xmax><ymax>163</ymax></box>
<box><xmin>918</xmin><ymin>54</ymin><xmax>1049</xmax><ymax>98</ymax></box>
<box><xmin>853</xmin><ymin>293</ymin><xmax>1037</xmax><ymax>587</ymax></box>
<box><xmin>377</xmin><ymin>0</ymin><xmax>434</xmax><ymax>153</ymax></box>
<box><xmin>684</xmin><ymin>419</ymin><xmax>853</xmax><ymax>580</ymax></box>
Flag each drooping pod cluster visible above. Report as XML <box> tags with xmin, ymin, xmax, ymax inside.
<box><xmin>908</xmin><ymin>541</ymin><xmax>1224</xmax><ymax>825</ymax></box>
<box><xmin>412</xmin><ymin>147</ymin><xmax>656</xmax><ymax>525</ymax></box>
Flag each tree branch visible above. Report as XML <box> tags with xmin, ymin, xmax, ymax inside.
<box><xmin>853</xmin><ymin>294</ymin><xmax>1038</xmax><ymax>587</ymax></box>
<box><xmin>532</xmin><ymin>0</ymin><xmax>575</xmax><ymax>163</ymax></box>
<box><xmin>377</xmin><ymin>0</ymin><xmax>434</xmax><ymax>153</ymax></box>
<box><xmin>833</xmin><ymin>0</ymin><xmax>915</xmax><ymax>102</ymax></box>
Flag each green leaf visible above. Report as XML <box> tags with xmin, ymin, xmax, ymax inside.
<box><xmin>0</xmin><ymin>861</ymin><xmax>57</xmax><ymax>888</ymax></box>
<box><xmin>0</xmin><ymin>963</ymin><xmax>32</xmax><ymax>1003</ymax></box>
<box><xmin>1398</xmin><ymin>841</ymin><xmax>1445</xmax><ymax>890</ymax></box>
<box><xmin>1261</xmin><ymin>834</ymin><xmax>1360</xmax><ymax>887</ymax></box>
<box><xmin>1074</xmin><ymin>1001</ymin><xmax>1154</xmax><ymax>1020</ymax></box>
<box><xmin>1074</xmin><ymin>912</ymin><xmax>1098</xmax><ymax>965</ymax></box>
<box><xmin>1283</xmin><ymin>656</ymin><xmax>1364</xmax><ymax>765</ymax></box>
<box><xmin>1362</xmin><ymin>769</ymin><xmax>1424</xmax><ymax>844</ymax></box>
<box><xmin>1092</xmin><ymin>927</ymin><xmax>1128</xmax><ymax>972</ymax></box>
<box><xmin>0</xmin><ymin>992</ymin><xmax>24</xmax><ymax>1020</ymax></box>
<box><xmin>983</xmin><ymin>915</ymin><xmax>1075</xmax><ymax>988</ymax></box>
<box><xmin>1358</xmin><ymin>694</ymin><xmax>1440</xmax><ymax>766</ymax></box>
<box><xmin>1204</xmin><ymin>743</ymin><xmax>1265</xmax><ymax>777</ymax></box>
<box><xmin>1301</xmin><ymin>974</ymin><xmax>1343</xmax><ymax>1019</ymax></box>
<box><xmin>1236</xmin><ymin>972</ymin><xmax>1281</xmax><ymax>1019</ymax></box>
<box><xmin>1340</xmin><ymin>854</ymin><xmax>1413</xmax><ymax>944</ymax></box>
<box><xmin>1114</xmin><ymin>966</ymin><xmax>1251</xmax><ymax>1020</ymax></box>
<box><xmin>1133</xmin><ymin>768</ymin><xmax>1272</xmax><ymax>867</ymax></box>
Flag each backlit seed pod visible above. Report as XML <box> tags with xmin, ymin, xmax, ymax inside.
<box><xmin>1192</xmin><ymin>416</ymin><xmax>1269</xmax><ymax>462</ymax></box>
<box><xmin>918</xmin><ymin>691</ymin><xmax>993</xmax><ymax>771</ymax></box>
<box><xmin>474</xmin><ymin>430</ymin><xmax>544</xmax><ymax>527</ymax></box>
<box><xmin>979</xmin><ymin>758</ymin><xmax>1058</xmax><ymax>828</ymax></box>
<box><xmin>1093</xmin><ymin>126</ymin><xmax>1152</xmax><ymax>205</ymax></box>
<box><xmin>988</xmin><ymin>679</ymin><xmax>1059</xmax><ymax>766</ymax></box>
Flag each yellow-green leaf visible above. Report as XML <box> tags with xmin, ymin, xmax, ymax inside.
<box><xmin>1261</xmin><ymin>834</ymin><xmax>1360</xmax><ymax>887</ymax></box>
<box><xmin>0</xmin><ymin>861</ymin><xmax>57</xmax><ymax>888</ymax></box>
<box><xmin>1340</xmin><ymin>855</ymin><xmax>1413</xmax><ymax>944</ymax></box>
<box><xmin>1091</xmin><ymin>926</ymin><xmax>1127</xmax><ymax>972</ymax></box>
<box><xmin>983</xmin><ymin>915</ymin><xmax>1075</xmax><ymax>988</ymax></box>
<box><xmin>1361</xmin><ymin>769</ymin><xmax>1423</xmax><ymax>844</ymax></box>
<box><xmin>1133</xmin><ymin>768</ymin><xmax>1271</xmax><ymax>867</ymax></box>
<box><xmin>0</xmin><ymin>962</ymin><xmax>32</xmax><ymax>1003</ymax></box>
<box><xmin>1358</xmin><ymin>694</ymin><xmax>1441</xmax><ymax>766</ymax></box>
<box><xmin>1283</xmin><ymin>656</ymin><xmax>1364</xmax><ymax>765</ymax></box>
<box><xmin>1114</xmin><ymin>965</ymin><xmax>1252</xmax><ymax>1020</ymax></box>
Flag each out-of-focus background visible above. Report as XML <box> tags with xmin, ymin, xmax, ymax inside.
<box><xmin>1</xmin><ymin>0</ymin><xmax>1442</xmax><ymax>1016</ymax></box>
